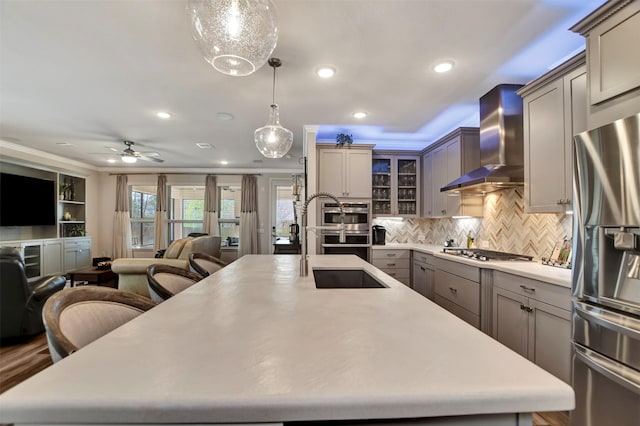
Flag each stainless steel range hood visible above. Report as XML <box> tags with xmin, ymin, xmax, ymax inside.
<box><xmin>441</xmin><ymin>84</ymin><xmax>524</xmax><ymax>193</ymax></box>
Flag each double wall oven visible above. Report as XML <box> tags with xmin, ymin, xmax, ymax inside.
<box><xmin>320</xmin><ymin>202</ymin><xmax>370</xmax><ymax>261</ymax></box>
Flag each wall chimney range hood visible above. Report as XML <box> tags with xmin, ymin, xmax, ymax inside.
<box><xmin>441</xmin><ymin>84</ymin><xmax>525</xmax><ymax>194</ymax></box>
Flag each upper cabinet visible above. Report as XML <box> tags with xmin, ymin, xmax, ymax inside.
<box><xmin>58</xmin><ymin>173</ymin><xmax>87</xmax><ymax>238</ymax></box>
<box><xmin>571</xmin><ymin>1</ymin><xmax>640</xmax><ymax>128</ymax></box>
<box><xmin>317</xmin><ymin>144</ymin><xmax>373</xmax><ymax>199</ymax></box>
<box><xmin>422</xmin><ymin>128</ymin><xmax>482</xmax><ymax>218</ymax></box>
<box><xmin>372</xmin><ymin>154</ymin><xmax>420</xmax><ymax>217</ymax></box>
<box><xmin>518</xmin><ymin>53</ymin><xmax>587</xmax><ymax>213</ymax></box>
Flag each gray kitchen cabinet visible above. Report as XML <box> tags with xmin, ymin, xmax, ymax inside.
<box><xmin>42</xmin><ymin>239</ymin><xmax>64</xmax><ymax>276</ymax></box>
<box><xmin>371</xmin><ymin>249</ymin><xmax>410</xmax><ymax>286</ymax></box>
<box><xmin>421</xmin><ymin>151</ymin><xmax>433</xmax><ymax>217</ymax></box>
<box><xmin>317</xmin><ymin>144</ymin><xmax>373</xmax><ymax>198</ymax></box>
<box><xmin>433</xmin><ymin>257</ymin><xmax>481</xmax><ymax>329</ymax></box>
<box><xmin>570</xmin><ymin>0</ymin><xmax>640</xmax><ymax>130</ymax></box>
<box><xmin>64</xmin><ymin>237</ymin><xmax>92</xmax><ymax>271</ymax></box>
<box><xmin>411</xmin><ymin>251</ymin><xmax>434</xmax><ymax>300</ymax></box>
<box><xmin>372</xmin><ymin>153</ymin><xmax>420</xmax><ymax>217</ymax></box>
<box><xmin>424</xmin><ymin>128</ymin><xmax>482</xmax><ymax>218</ymax></box>
<box><xmin>519</xmin><ymin>53</ymin><xmax>587</xmax><ymax>213</ymax></box>
<box><xmin>492</xmin><ymin>270</ymin><xmax>571</xmax><ymax>383</ymax></box>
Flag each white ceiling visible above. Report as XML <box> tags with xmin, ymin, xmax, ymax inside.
<box><xmin>0</xmin><ymin>0</ymin><xmax>604</xmax><ymax>171</ymax></box>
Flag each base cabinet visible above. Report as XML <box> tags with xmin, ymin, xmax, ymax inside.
<box><xmin>64</xmin><ymin>237</ymin><xmax>92</xmax><ymax>271</ymax></box>
<box><xmin>411</xmin><ymin>251</ymin><xmax>434</xmax><ymax>300</ymax></box>
<box><xmin>492</xmin><ymin>271</ymin><xmax>571</xmax><ymax>383</ymax></box>
<box><xmin>371</xmin><ymin>249</ymin><xmax>410</xmax><ymax>286</ymax></box>
<box><xmin>434</xmin><ymin>258</ymin><xmax>481</xmax><ymax>329</ymax></box>
<box><xmin>42</xmin><ymin>239</ymin><xmax>64</xmax><ymax>276</ymax></box>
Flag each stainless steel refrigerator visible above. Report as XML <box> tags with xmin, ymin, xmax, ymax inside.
<box><xmin>571</xmin><ymin>112</ymin><xmax>640</xmax><ymax>425</ymax></box>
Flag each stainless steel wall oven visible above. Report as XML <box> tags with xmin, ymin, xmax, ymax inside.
<box><xmin>571</xmin><ymin>113</ymin><xmax>640</xmax><ymax>426</ymax></box>
<box><xmin>320</xmin><ymin>202</ymin><xmax>370</xmax><ymax>261</ymax></box>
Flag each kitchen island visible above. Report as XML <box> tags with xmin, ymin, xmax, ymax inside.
<box><xmin>0</xmin><ymin>255</ymin><xmax>573</xmax><ymax>426</ymax></box>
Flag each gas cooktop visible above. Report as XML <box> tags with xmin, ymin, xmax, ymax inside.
<box><xmin>442</xmin><ymin>248</ymin><xmax>533</xmax><ymax>262</ymax></box>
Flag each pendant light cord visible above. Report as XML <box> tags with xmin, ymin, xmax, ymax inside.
<box><xmin>271</xmin><ymin>64</ymin><xmax>277</xmax><ymax>106</ymax></box>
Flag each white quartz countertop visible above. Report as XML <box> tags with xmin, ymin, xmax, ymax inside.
<box><xmin>374</xmin><ymin>243</ymin><xmax>572</xmax><ymax>288</ymax></box>
<box><xmin>0</xmin><ymin>255</ymin><xmax>573</xmax><ymax>424</ymax></box>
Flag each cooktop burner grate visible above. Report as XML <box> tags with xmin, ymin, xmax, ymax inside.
<box><xmin>442</xmin><ymin>248</ymin><xmax>533</xmax><ymax>262</ymax></box>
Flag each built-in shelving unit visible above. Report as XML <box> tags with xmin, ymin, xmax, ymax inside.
<box><xmin>58</xmin><ymin>174</ymin><xmax>86</xmax><ymax>238</ymax></box>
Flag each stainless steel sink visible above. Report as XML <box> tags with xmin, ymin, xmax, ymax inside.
<box><xmin>312</xmin><ymin>268</ymin><xmax>387</xmax><ymax>288</ymax></box>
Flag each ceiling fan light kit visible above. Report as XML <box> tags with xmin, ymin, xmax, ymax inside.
<box><xmin>187</xmin><ymin>0</ymin><xmax>278</xmax><ymax>77</ymax></box>
<box><xmin>119</xmin><ymin>140</ymin><xmax>164</xmax><ymax>164</ymax></box>
<box><xmin>254</xmin><ymin>58</ymin><xmax>293</xmax><ymax>159</ymax></box>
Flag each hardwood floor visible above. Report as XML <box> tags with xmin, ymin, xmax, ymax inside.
<box><xmin>0</xmin><ymin>333</ymin><xmax>569</xmax><ymax>425</ymax></box>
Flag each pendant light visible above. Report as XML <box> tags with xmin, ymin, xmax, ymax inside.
<box><xmin>187</xmin><ymin>0</ymin><xmax>278</xmax><ymax>77</ymax></box>
<box><xmin>254</xmin><ymin>58</ymin><xmax>294</xmax><ymax>158</ymax></box>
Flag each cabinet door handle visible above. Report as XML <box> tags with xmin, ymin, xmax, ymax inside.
<box><xmin>520</xmin><ymin>304</ymin><xmax>526</xmax><ymax>311</ymax></box>
<box><xmin>557</xmin><ymin>199</ymin><xmax>564</xmax><ymax>205</ymax></box>
<box><xmin>386</xmin><ymin>263</ymin><xmax>396</xmax><ymax>267</ymax></box>
<box><xmin>520</xmin><ymin>285</ymin><xmax>536</xmax><ymax>292</ymax></box>
<box><xmin>388</xmin><ymin>272</ymin><xmax>396</xmax><ymax>276</ymax></box>
<box><xmin>420</xmin><ymin>267</ymin><xmax>426</xmax><ymax>271</ymax></box>
<box><xmin>449</xmin><ymin>287</ymin><xmax>457</xmax><ymax>294</ymax></box>
<box><xmin>386</xmin><ymin>254</ymin><xmax>397</xmax><ymax>257</ymax></box>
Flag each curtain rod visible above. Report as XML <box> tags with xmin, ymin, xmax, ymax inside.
<box><xmin>108</xmin><ymin>172</ymin><xmax>262</xmax><ymax>176</ymax></box>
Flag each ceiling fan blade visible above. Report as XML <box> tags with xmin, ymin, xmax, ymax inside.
<box><xmin>138</xmin><ymin>151</ymin><xmax>160</xmax><ymax>157</ymax></box>
<box><xmin>138</xmin><ymin>155</ymin><xmax>164</xmax><ymax>163</ymax></box>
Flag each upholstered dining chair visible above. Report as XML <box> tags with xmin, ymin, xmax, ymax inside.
<box><xmin>146</xmin><ymin>264</ymin><xmax>202</xmax><ymax>304</ymax></box>
<box><xmin>188</xmin><ymin>252</ymin><xmax>228</xmax><ymax>278</ymax></box>
<box><xmin>42</xmin><ymin>286</ymin><xmax>156</xmax><ymax>362</ymax></box>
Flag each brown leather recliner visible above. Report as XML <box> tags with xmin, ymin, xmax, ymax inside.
<box><xmin>0</xmin><ymin>246</ymin><xmax>66</xmax><ymax>340</ymax></box>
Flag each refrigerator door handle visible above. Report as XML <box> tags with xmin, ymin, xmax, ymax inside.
<box><xmin>574</xmin><ymin>344</ymin><xmax>640</xmax><ymax>395</ymax></box>
<box><xmin>574</xmin><ymin>301</ymin><xmax>640</xmax><ymax>342</ymax></box>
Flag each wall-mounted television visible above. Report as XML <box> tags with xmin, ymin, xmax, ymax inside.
<box><xmin>0</xmin><ymin>172</ymin><xmax>56</xmax><ymax>226</ymax></box>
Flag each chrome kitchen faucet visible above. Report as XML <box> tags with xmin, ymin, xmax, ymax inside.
<box><xmin>300</xmin><ymin>192</ymin><xmax>345</xmax><ymax>276</ymax></box>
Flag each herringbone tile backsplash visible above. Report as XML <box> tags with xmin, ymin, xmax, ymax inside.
<box><xmin>373</xmin><ymin>188</ymin><xmax>572</xmax><ymax>260</ymax></box>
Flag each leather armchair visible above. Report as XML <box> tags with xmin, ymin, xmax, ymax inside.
<box><xmin>0</xmin><ymin>246</ymin><xmax>66</xmax><ymax>340</ymax></box>
<box><xmin>112</xmin><ymin>236</ymin><xmax>220</xmax><ymax>298</ymax></box>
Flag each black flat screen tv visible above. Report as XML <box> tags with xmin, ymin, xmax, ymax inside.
<box><xmin>0</xmin><ymin>172</ymin><xmax>56</xmax><ymax>226</ymax></box>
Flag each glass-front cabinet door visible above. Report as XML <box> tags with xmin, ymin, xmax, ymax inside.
<box><xmin>372</xmin><ymin>158</ymin><xmax>391</xmax><ymax>215</ymax></box>
<box><xmin>372</xmin><ymin>154</ymin><xmax>420</xmax><ymax>217</ymax></box>
<box><xmin>396</xmin><ymin>158</ymin><xmax>417</xmax><ymax>216</ymax></box>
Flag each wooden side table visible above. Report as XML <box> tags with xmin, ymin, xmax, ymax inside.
<box><xmin>68</xmin><ymin>266</ymin><xmax>118</xmax><ymax>288</ymax></box>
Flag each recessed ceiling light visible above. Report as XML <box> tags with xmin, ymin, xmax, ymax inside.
<box><xmin>220</xmin><ymin>160</ymin><xmax>229</xmax><ymax>165</ymax></box>
<box><xmin>216</xmin><ymin>112</ymin><xmax>234</xmax><ymax>120</ymax></box>
<box><xmin>353</xmin><ymin>111</ymin><xmax>368</xmax><ymax>119</ymax></box>
<box><xmin>433</xmin><ymin>61</ymin><xmax>454</xmax><ymax>73</ymax></box>
<box><xmin>156</xmin><ymin>111</ymin><xmax>171</xmax><ymax>119</ymax></box>
<box><xmin>315</xmin><ymin>65</ymin><xmax>336</xmax><ymax>78</ymax></box>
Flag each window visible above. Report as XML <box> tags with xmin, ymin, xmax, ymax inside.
<box><xmin>130</xmin><ymin>183</ymin><xmax>241</xmax><ymax>248</ymax></box>
<box><xmin>130</xmin><ymin>186</ymin><xmax>157</xmax><ymax>248</ymax></box>
<box><xmin>274</xmin><ymin>184</ymin><xmax>295</xmax><ymax>238</ymax></box>
<box><xmin>168</xmin><ymin>186</ymin><xmax>204</xmax><ymax>240</ymax></box>
<box><xmin>219</xmin><ymin>186</ymin><xmax>240</xmax><ymax>246</ymax></box>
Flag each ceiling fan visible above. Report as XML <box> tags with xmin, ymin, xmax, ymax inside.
<box><xmin>111</xmin><ymin>140</ymin><xmax>164</xmax><ymax>163</ymax></box>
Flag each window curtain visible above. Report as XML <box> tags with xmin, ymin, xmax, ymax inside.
<box><xmin>154</xmin><ymin>174</ymin><xmax>167</xmax><ymax>251</ymax></box>
<box><xmin>113</xmin><ymin>175</ymin><xmax>132</xmax><ymax>259</ymax></box>
<box><xmin>239</xmin><ymin>175</ymin><xmax>258</xmax><ymax>257</ymax></box>
<box><xmin>202</xmin><ymin>174</ymin><xmax>219</xmax><ymax>236</ymax></box>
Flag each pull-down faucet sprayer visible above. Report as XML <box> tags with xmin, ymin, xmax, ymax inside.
<box><xmin>300</xmin><ymin>192</ymin><xmax>345</xmax><ymax>276</ymax></box>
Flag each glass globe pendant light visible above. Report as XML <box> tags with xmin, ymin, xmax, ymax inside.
<box><xmin>187</xmin><ymin>0</ymin><xmax>278</xmax><ymax>77</ymax></box>
<box><xmin>254</xmin><ymin>58</ymin><xmax>294</xmax><ymax>158</ymax></box>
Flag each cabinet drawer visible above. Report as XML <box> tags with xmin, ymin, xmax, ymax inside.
<box><xmin>372</xmin><ymin>249</ymin><xmax>410</xmax><ymax>260</ymax></box>
<box><xmin>435</xmin><ymin>270</ymin><xmax>480</xmax><ymax>315</ymax></box>
<box><xmin>378</xmin><ymin>268</ymin><xmax>410</xmax><ymax>280</ymax></box>
<box><xmin>372</xmin><ymin>258</ymin><xmax>410</xmax><ymax>270</ymax></box>
<box><xmin>435</xmin><ymin>295</ymin><xmax>480</xmax><ymax>329</ymax></box>
<box><xmin>412</xmin><ymin>251</ymin><xmax>434</xmax><ymax>265</ymax></box>
<box><xmin>433</xmin><ymin>257</ymin><xmax>479</xmax><ymax>282</ymax></box>
<box><xmin>493</xmin><ymin>271</ymin><xmax>571</xmax><ymax>311</ymax></box>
